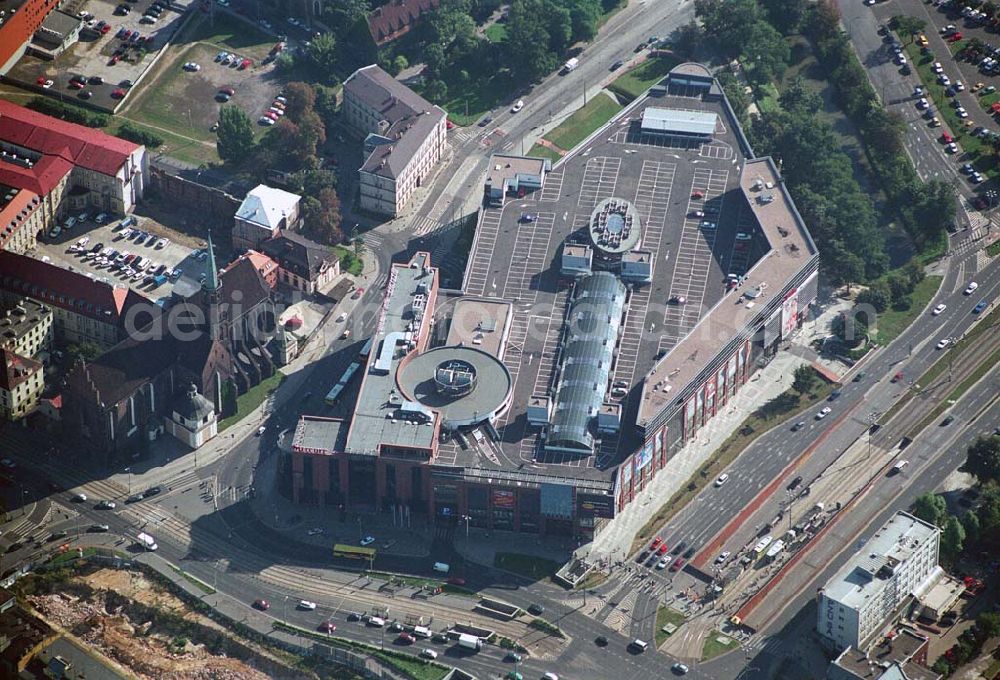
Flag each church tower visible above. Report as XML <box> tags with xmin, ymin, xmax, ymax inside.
<box><xmin>203</xmin><ymin>232</ymin><xmax>224</xmax><ymax>341</ymax></box>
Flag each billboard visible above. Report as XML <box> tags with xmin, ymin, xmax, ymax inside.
<box><xmin>781</xmin><ymin>288</ymin><xmax>799</xmax><ymax>338</ymax></box>
<box><xmin>541</xmin><ymin>484</ymin><xmax>574</xmax><ymax>519</ymax></box>
<box><xmin>635</xmin><ymin>443</ymin><xmax>654</xmax><ymax>471</ymax></box>
<box><xmin>578</xmin><ymin>493</ymin><xmax>615</xmax><ymax>519</ymax></box>
<box><xmin>492</xmin><ymin>489</ymin><xmax>515</xmax><ymax>509</ymax></box>
<box><xmin>620</xmin><ymin>456</ymin><xmax>633</xmax><ymax>488</ymax></box>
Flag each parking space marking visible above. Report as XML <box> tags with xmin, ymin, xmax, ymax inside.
<box><xmin>661</xmin><ymin>167</ymin><xmax>730</xmax><ymax>350</ymax></box>
<box><xmin>577</xmin><ymin>157</ymin><xmax>621</xmax><ymax>210</ymax></box>
<box><xmin>539</xmin><ymin>170</ymin><xmax>565</xmax><ymax>203</ymax></box>
<box><xmin>464</xmin><ymin>209</ymin><xmax>503</xmax><ymax>297</ymax></box>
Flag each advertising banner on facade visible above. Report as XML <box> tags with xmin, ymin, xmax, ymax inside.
<box><xmin>541</xmin><ymin>484</ymin><xmax>574</xmax><ymax>519</ymax></box>
<box><xmin>781</xmin><ymin>288</ymin><xmax>799</xmax><ymax>338</ymax></box>
<box><xmin>492</xmin><ymin>489</ymin><xmax>515</xmax><ymax>509</ymax></box>
<box><xmin>578</xmin><ymin>493</ymin><xmax>615</xmax><ymax>518</ymax></box>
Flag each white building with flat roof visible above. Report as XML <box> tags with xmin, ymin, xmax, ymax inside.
<box><xmin>817</xmin><ymin>512</ymin><xmax>940</xmax><ymax>652</ymax></box>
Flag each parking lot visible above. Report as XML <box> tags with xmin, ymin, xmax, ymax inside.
<box><xmin>7</xmin><ymin>0</ymin><xmax>195</xmax><ymax>111</ymax></box>
<box><xmin>33</xmin><ymin>210</ymin><xmax>209</xmax><ymax>300</ymax></box>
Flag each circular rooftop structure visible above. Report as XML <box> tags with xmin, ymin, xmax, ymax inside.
<box><xmin>589</xmin><ymin>197</ymin><xmax>641</xmax><ymax>255</ymax></box>
<box><xmin>397</xmin><ymin>346</ymin><xmax>512</xmax><ymax>429</ymax></box>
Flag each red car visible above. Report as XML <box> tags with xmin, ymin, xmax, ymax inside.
<box><xmin>890</xmin><ymin>372</ymin><xmax>903</xmax><ymax>384</ymax></box>
<box><xmin>253</xmin><ymin>599</ymin><xmax>270</xmax><ymax>610</ymax></box>
<box><xmin>317</xmin><ymin>620</ymin><xmax>336</xmax><ymax>633</ymax></box>
<box><xmin>108</xmin><ymin>55</ymin><xmax>120</xmax><ymax>65</ymax></box>
<box><xmin>669</xmin><ymin>558</ymin><xmax>684</xmax><ymax>572</ymax></box>
<box><xmin>948</xmin><ymin>32</ymin><xmax>963</xmax><ymax>42</ymax></box>
<box><xmin>69</xmin><ymin>81</ymin><xmax>84</xmax><ymax>89</ymax></box>
<box><xmin>239</xmin><ymin>58</ymin><xmax>252</xmax><ymax>69</ymax></box>
<box><xmin>397</xmin><ymin>632</ymin><xmax>415</xmax><ymax>644</ymax></box>
<box><xmin>111</xmin><ymin>88</ymin><xmax>126</xmax><ymax>99</ymax></box>
<box><xmin>219</xmin><ymin>87</ymin><xmax>236</xmax><ymax>96</ymax></box>
<box><xmin>101</xmin><ymin>24</ymin><xmax>112</xmax><ymax>34</ymax></box>
<box><xmin>656</xmin><ymin>544</ymin><xmax>669</xmax><ymax>556</ymax></box>
<box><xmin>446</xmin><ymin>119</ymin><xmax>456</xmax><ymax>129</ymax></box>
<box><xmin>692</xmin><ymin>190</ymin><xmax>704</xmax><ymax>199</ymax></box>
<box><xmin>941</xmin><ymin>132</ymin><xmax>954</xmax><ymax>144</ymax></box>
<box><xmin>36</xmin><ymin>76</ymin><xmax>48</xmax><ymax>85</ymax></box>
<box><xmin>447</xmin><ymin>576</ymin><xmax>466</xmax><ymax>586</ymax></box>
<box><xmin>650</xmin><ymin>537</ymin><xmax>662</xmax><ymax>550</ymax></box>
<box><xmin>352</xmin><ymin>287</ymin><xmax>364</xmax><ymax>299</ymax></box>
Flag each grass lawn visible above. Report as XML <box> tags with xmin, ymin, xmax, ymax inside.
<box><xmin>756</xmin><ymin>81</ymin><xmax>782</xmax><ymax>115</ymax></box>
<box><xmin>910</xmin><ymin>344</ymin><xmax>1000</xmax><ymax>436</ymax></box>
<box><xmin>544</xmin><ymin>92</ymin><xmax>622</xmax><ymax>151</ymax></box>
<box><xmin>631</xmin><ymin>368</ymin><xmax>835</xmax><ymax>553</ymax></box>
<box><xmin>906</xmin><ymin>42</ymin><xmax>998</xmax><ymax>178</ymax></box>
<box><xmin>608</xmin><ymin>54</ymin><xmax>681</xmax><ymax>102</ymax></box>
<box><xmin>334</xmin><ymin>245</ymin><xmax>364</xmax><ymax>276</ymax></box>
<box><xmin>183</xmin><ymin>12</ymin><xmax>274</xmax><ymax>60</ymax></box>
<box><xmin>701</xmin><ymin>633</ymin><xmax>737</xmax><ymax>661</ymax></box>
<box><xmin>527</xmin><ymin>143</ymin><xmax>563</xmax><ymax>163</ymax></box>
<box><xmin>49</xmin><ymin>547</ymin><xmax>99</xmax><ymax>565</ymax></box>
<box><xmin>987</xmin><ymin>239</ymin><xmax>1000</xmax><ymax>257</ymax></box>
<box><xmin>871</xmin><ymin>275</ymin><xmax>943</xmax><ymax>345</ymax></box>
<box><xmin>168</xmin><ymin>563</ymin><xmax>216</xmax><ymax>594</ymax></box>
<box><xmin>219</xmin><ymin>371</ymin><xmax>284</xmax><ymax>431</ymax></box>
<box><xmin>494</xmin><ymin>552</ymin><xmax>561</xmax><ymax>581</ymax></box>
<box><xmin>654</xmin><ymin>607</ymin><xmax>686</xmax><ymax>646</ymax></box>
<box><xmin>427</xmin><ymin>68</ymin><xmax>520</xmax><ymax>127</ymax></box>
<box><xmin>112</xmin><ymin>118</ymin><xmax>219</xmax><ymax>166</ymax></box>
<box><xmin>484</xmin><ymin>23</ymin><xmax>507</xmax><ymax>43</ymax></box>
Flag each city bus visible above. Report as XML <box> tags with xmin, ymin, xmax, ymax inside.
<box><xmin>359</xmin><ymin>337</ymin><xmax>374</xmax><ymax>362</ymax></box>
<box><xmin>333</xmin><ymin>544</ymin><xmax>376</xmax><ymax>565</ymax></box>
<box><xmin>324</xmin><ymin>361</ymin><xmax>362</xmax><ymax>406</ymax></box>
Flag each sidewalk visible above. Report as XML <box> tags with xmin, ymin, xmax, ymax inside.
<box><xmin>586</xmin><ymin>351</ymin><xmax>809</xmax><ymax>562</ymax></box>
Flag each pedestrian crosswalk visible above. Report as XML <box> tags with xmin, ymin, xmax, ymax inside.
<box><xmin>411</xmin><ymin>215</ymin><xmax>442</xmax><ymax>236</ymax></box>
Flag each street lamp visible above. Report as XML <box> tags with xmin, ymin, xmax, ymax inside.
<box><xmin>125</xmin><ymin>467</ymin><xmax>132</xmax><ymax>496</ymax></box>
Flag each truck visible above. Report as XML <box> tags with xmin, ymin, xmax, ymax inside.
<box><xmin>457</xmin><ymin>633</ymin><xmax>482</xmax><ymax>651</ymax></box>
<box><xmin>752</xmin><ymin>535</ymin><xmax>772</xmax><ymax>557</ymax></box>
<box><xmin>136</xmin><ymin>532</ymin><xmax>158</xmax><ymax>551</ymax></box>
<box><xmin>563</xmin><ymin>57</ymin><xmax>579</xmax><ymax>73</ymax></box>
<box><xmin>152</xmin><ymin>274</ymin><xmax>168</xmax><ymax>287</ymax></box>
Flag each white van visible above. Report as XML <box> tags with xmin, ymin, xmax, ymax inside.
<box><xmin>433</xmin><ymin>562</ymin><xmax>450</xmax><ymax>574</ymax></box>
<box><xmin>420</xmin><ymin>648</ymin><xmax>438</xmax><ymax>659</ymax></box>
<box><xmin>413</xmin><ymin>625</ymin><xmax>432</xmax><ymax>639</ymax></box>
<box><xmin>367</xmin><ymin>617</ymin><xmax>385</xmax><ymax>627</ymax></box>
<box><xmin>890</xmin><ymin>460</ymin><xmax>909</xmax><ymax>475</ymax></box>
<box><xmin>629</xmin><ymin>639</ymin><xmax>648</xmax><ymax>652</ymax></box>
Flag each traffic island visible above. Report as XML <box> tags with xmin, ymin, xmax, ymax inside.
<box><xmin>701</xmin><ymin>632</ymin><xmax>737</xmax><ymax>661</ymax></box>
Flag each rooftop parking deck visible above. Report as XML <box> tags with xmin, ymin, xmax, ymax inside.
<box><xmin>445</xmin><ymin>78</ymin><xmax>765</xmax><ymax>487</ymax></box>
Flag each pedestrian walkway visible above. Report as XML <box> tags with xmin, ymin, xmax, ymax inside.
<box><xmin>586</xmin><ymin>351</ymin><xmax>809</xmax><ymax>562</ymax></box>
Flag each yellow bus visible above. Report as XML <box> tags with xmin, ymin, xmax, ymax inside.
<box><xmin>333</xmin><ymin>544</ymin><xmax>376</xmax><ymax>564</ymax></box>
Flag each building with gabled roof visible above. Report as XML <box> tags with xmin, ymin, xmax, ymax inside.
<box><xmin>233</xmin><ymin>184</ymin><xmax>301</xmax><ymax>251</ymax></box>
<box><xmin>0</xmin><ymin>100</ymin><xmax>147</xmax><ymax>219</ymax></box>
<box><xmin>0</xmin><ymin>251</ymin><xmax>156</xmax><ymax>349</ymax></box>
<box><xmin>259</xmin><ymin>231</ymin><xmax>340</xmax><ymax>293</ymax></box>
<box><xmin>0</xmin><ymin>348</ymin><xmax>43</xmax><ymax>420</ymax></box>
<box><xmin>367</xmin><ymin>0</ymin><xmax>440</xmax><ymax>45</ymax></box>
<box><xmin>343</xmin><ymin>65</ymin><xmax>447</xmax><ymax>217</ymax></box>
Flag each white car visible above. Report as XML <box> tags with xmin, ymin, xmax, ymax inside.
<box><xmin>298</xmin><ymin>600</ymin><xmax>317</xmax><ymax>610</ymax></box>
<box><xmin>258</xmin><ymin>116</ymin><xmax>275</xmax><ymax>126</ymax></box>
<box><xmin>700</xmin><ymin>220</ymin><xmax>717</xmax><ymax>229</ymax></box>
<box><xmin>156</xmin><ymin>238</ymin><xmax>169</xmax><ymax>248</ymax></box>
<box><xmin>945</xmin><ymin>142</ymin><xmax>959</xmax><ymax>153</ymax></box>
<box><xmin>932</xmin><ymin>62</ymin><xmax>944</xmax><ymax>73</ymax></box>
<box><xmin>74</xmin><ymin>492</ymin><xmax>88</xmax><ymax>502</ymax></box>
<box><xmin>360</xmin><ymin>535</ymin><xmax>376</xmax><ymax>546</ymax></box>
<box><xmin>815</xmin><ymin>406</ymin><xmax>832</xmax><ymax>420</ymax></box>
<box><xmin>714</xmin><ymin>473</ymin><xmax>729</xmax><ymax>487</ymax></box>
<box><xmin>715</xmin><ymin>551</ymin><xmax>731</xmax><ymax>564</ymax></box>
<box><xmin>916</xmin><ymin>98</ymin><xmax>929</xmax><ymax>110</ymax></box>
<box><xmin>42</xmin><ymin>79</ymin><xmax>54</xmax><ymax>89</ymax></box>
<box><xmin>656</xmin><ymin>558</ymin><xmax>668</xmax><ymax>569</ymax></box>
<box><xmin>183</xmin><ymin>62</ymin><xmax>200</xmax><ymax>71</ymax></box>
<box><xmin>936</xmin><ymin>338</ymin><xmax>951</xmax><ymax>350</ymax></box>
<box><xmin>307</xmin><ymin>527</ymin><xmax>325</xmax><ymax>536</ymax></box>
<box><xmin>964</xmin><ymin>281</ymin><xmax>979</xmax><ymax>295</ymax></box>
<box><xmin>894</xmin><ymin>54</ymin><xmax>906</xmax><ymax>65</ymax></box>
<box><xmin>511</xmin><ymin>99</ymin><xmax>524</xmax><ymax>113</ymax></box>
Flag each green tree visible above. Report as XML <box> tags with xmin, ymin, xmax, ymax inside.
<box><xmin>570</xmin><ymin>1</ymin><xmax>601</xmax><ymax>42</ymax></box>
<box><xmin>424</xmin><ymin>79</ymin><xmax>449</xmax><ymax>102</ymax></box>
<box><xmin>912</xmin><ymin>492</ymin><xmax>947</xmax><ymax>527</ymax></box>
<box><xmin>392</xmin><ymin>54</ymin><xmax>409</xmax><ymax>75</ymax></box>
<box><xmin>672</xmin><ymin>21</ymin><xmax>703</xmax><ymax>59</ymax></box>
<box><xmin>302</xmin><ymin>187</ymin><xmax>343</xmax><ymax>245</ymax></box>
<box><xmin>977</xmin><ymin>612</ymin><xmax>1000</xmax><ymax>638</ymax></box>
<box><xmin>507</xmin><ymin>0</ymin><xmax>559</xmax><ymax>81</ymax></box>
<box><xmin>306</xmin><ymin>33</ymin><xmax>339</xmax><ymax>83</ymax></box>
<box><xmin>792</xmin><ymin>366</ymin><xmax>819</xmax><ymax>394</ymax></box>
<box><xmin>856</xmin><ymin>280</ymin><xmax>892</xmax><ymax>313</ymax></box>
<box><xmin>963</xmin><ymin>435</ymin><xmax>1000</xmax><ymax>484</ymax></box>
<box><xmin>780</xmin><ymin>77</ymin><xmax>823</xmax><ymax>116</ymax></box>
<box><xmin>743</xmin><ymin>21</ymin><xmax>790</xmax><ymax>86</ymax></box>
<box><xmin>66</xmin><ymin>342</ymin><xmax>102</xmax><ymax>366</ymax></box>
<box><xmin>695</xmin><ymin>0</ymin><xmax>764</xmax><ymax>57</ymax></box>
<box><xmin>216</xmin><ymin>106</ymin><xmax>255</xmax><ymax>164</ymax></box>
<box><xmin>941</xmin><ymin>516</ymin><xmax>966</xmax><ymax>558</ymax></box>
<box><xmin>890</xmin><ymin>15</ymin><xmax>927</xmax><ymax>40</ymax></box>
<box><xmin>960</xmin><ymin>510</ymin><xmax>981</xmax><ymax>543</ymax></box>
<box><xmin>282</xmin><ymin>82</ymin><xmax>317</xmax><ymax>123</ymax></box>
<box><xmin>761</xmin><ymin>0</ymin><xmax>808</xmax><ymax>35</ymax></box>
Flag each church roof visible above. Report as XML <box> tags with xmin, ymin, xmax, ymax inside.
<box><xmin>173</xmin><ymin>383</ymin><xmax>214</xmax><ymax>421</ymax></box>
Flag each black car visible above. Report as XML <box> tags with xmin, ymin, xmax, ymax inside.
<box><xmin>90</xmin><ymin>524</ymin><xmax>110</xmax><ymax>532</ymax></box>
<box><xmin>610</xmin><ymin>60</ymin><xmax>624</xmax><ymax>71</ymax></box>
<box><xmin>5</xmin><ymin>541</ymin><xmax>24</xmax><ymax>553</ymax></box>
<box><xmin>787</xmin><ymin>475</ymin><xmax>803</xmax><ymax>491</ymax></box>
<box><xmin>346</xmin><ymin>612</ymin><xmax>362</xmax><ymax>621</ymax></box>
<box><xmin>527</xmin><ymin>603</ymin><xmax>544</xmax><ymax>615</ymax></box>
<box><xmin>144</xmin><ymin>485</ymin><xmax>163</xmax><ymax>496</ymax></box>
<box><xmin>941</xmin><ymin>415</ymin><xmax>955</xmax><ymax>426</ymax></box>
<box><xmin>48</xmin><ymin>531</ymin><xmax>68</xmax><ymax>542</ymax></box>
<box><xmin>636</xmin><ymin>550</ymin><xmax>649</xmax><ymax>563</ymax></box>
<box><xmin>683</xmin><ymin>546</ymin><xmax>696</xmax><ymax>559</ymax></box>
<box><xmin>595</xmin><ymin>635</ymin><xmax>608</xmax><ymax>646</ymax></box>
<box><xmin>672</xmin><ymin>541</ymin><xmax>686</xmax><ymax>555</ymax></box>
<box><xmin>478</xmin><ymin>115</ymin><xmax>493</xmax><ymax>127</ymax></box>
